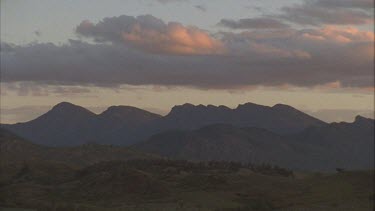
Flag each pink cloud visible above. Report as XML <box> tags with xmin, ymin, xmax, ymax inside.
<box><xmin>301</xmin><ymin>26</ymin><xmax>374</xmax><ymax>43</ymax></box>
<box><xmin>122</xmin><ymin>22</ymin><xmax>223</xmax><ymax>55</ymax></box>
<box><xmin>76</xmin><ymin>15</ymin><xmax>223</xmax><ymax>55</ymax></box>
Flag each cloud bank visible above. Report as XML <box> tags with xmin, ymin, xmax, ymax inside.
<box><xmin>279</xmin><ymin>0</ymin><xmax>374</xmax><ymax>26</ymax></box>
<box><xmin>1</xmin><ymin>13</ymin><xmax>374</xmax><ymax>89</ymax></box>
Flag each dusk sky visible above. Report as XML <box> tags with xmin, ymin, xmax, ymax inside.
<box><xmin>1</xmin><ymin>0</ymin><xmax>374</xmax><ymax>123</ymax></box>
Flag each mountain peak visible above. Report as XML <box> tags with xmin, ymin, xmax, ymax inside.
<box><xmin>98</xmin><ymin>105</ymin><xmax>161</xmax><ymax>125</ymax></box>
<box><xmin>104</xmin><ymin>105</ymin><xmax>142</xmax><ymax>113</ymax></box>
<box><xmin>354</xmin><ymin>115</ymin><xmax>374</xmax><ymax>124</ymax></box>
<box><xmin>236</xmin><ymin>102</ymin><xmax>269</xmax><ymax>111</ymax></box>
<box><xmin>272</xmin><ymin>103</ymin><xmax>296</xmax><ymax>111</ymax></box>
<box><xmin>170</xmin><ymin>103</ymin><xmax>197</xmax><ymax>114</ymax></box>
<box><xmin>52</xmin><ymin>101</ymin><xmax>79</xmax><ymax>109</ymax></box>
<box><xmin>100</xmin><ymin>105</ymin><xmax>160</xmax><ymax>118</ymax></box>
<box><xmin>50</xmin><ymin>102</ymin><xmax>94</xmax><ymax>115</ymax></box>
<box><xmin>38</xmin><ymin>102</ymin><xmax>96</xmax><ymax>123</ymax></box>
<box><xmin>179</xmin><ymin>103</ymin><xmax>196</xmax><ymax>108</ymax></box>
<box><xmin>355</xmin><ymin>115</ymin><xmax>367</xmax><ymax>121</ymax></box>
<box><xmin>169</xmin><ymin>103</ymin><xmax>231</xmax><ymax>115</ymax></box>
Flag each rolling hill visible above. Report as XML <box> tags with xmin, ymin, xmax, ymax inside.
<box><xmin>1</xmin><ymin>159</ymin><xmax>373</xmax><ymax>211</ymax></box>
<box><xmin>135</xmin><ymin>116</ymin><xmax>374</xmax><ymax>171</ymax></box>
<box><xmin>0</xmin><ymin>122</ymin><xmax>373</xmax><ymax>210</ymax></box>
<box><xmin>0</xmin><ymin>127</ymin><xmax>160</xmax><ymax>167</ymax></box>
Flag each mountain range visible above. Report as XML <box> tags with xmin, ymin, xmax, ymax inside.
<box><xmin>3</xmin><ymin>101</ymin><xmax>325</xmax><ymax>146</ymax></box>
<box><xmin>1</xmin><ymin>101</ymin><xmax>373</xmax><ymax>171</ymax></box>
<box><xmin>0</xmin><ymin>116</ymin><xmax>373</xmax><ymax>210</ymax></box>
<box><xmin>3</xmin><ymin>102</ymin><xmax>161</xmax><ymax>146</ymax></box>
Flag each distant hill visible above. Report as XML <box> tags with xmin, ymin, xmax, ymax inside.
<box><xmin>0</xmin><ymin>118</ymin><xmax>374</xmax><ymax>210</ymax></box>
<box><xmin>3</xmin><ymin>102</ymin><xmax>161</xmax><ymax>146</ymax></box>
<box><xmin>135</xmin><ymin>116</ymin><xmax>374</xmax><ymax>171</ymax></box>
<box><xmin>140</xmin><ymin>103</ymin><xmax>326</xmax><ymax>138</ymax></box>
<box><xmin>135</xmin><ymin>124</ymin><xmax>296</xmax><ymax>165</ymax></box>
<box><xmin>3</xmin><ymin>101</ymin><xmax>326</xmax><ymax>146</ymax></box>
<box><xmin>3</xmin><ymin>102</ymin><xmax>97</xmax><ymax>146</ymax></box>
<box><xmin>0</xmin><ymin>127</ymin><xmax>160</xmax><ymax>167</ymax></box>
<box><xmin>1</xmin><ymin>158</ymin><xmax>373</xmax><ymax>210</ymax></box>
<box><xmin>288</xmin><ymin>115</ymin><xmax>375</xmax><ymax>170</ymax></box>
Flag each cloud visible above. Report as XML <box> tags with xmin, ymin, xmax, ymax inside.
<box><xmin>1</xmin><ymin>15</ymin><xmax>374</xmax><ymax>89</ymax></box>
<box><xmin>222</xmin><ymin>25</ymin><xmax>373</xmax><ymax>59</ymax></box>
<box><xmin>244</xmin><ymin>6</ymin><xmax>264</xmax><ymax>13</ymax></box>
<box><xmin>194</xmin><ymin>5</ymin><xmax>207</xmax><ymax>12</ymax></box>
<box><xmin>218</xmin><ymin>18</ymin><xmax>290</xmax><ymax>29</ymax></box>
<box><xmin>313</xmin><ymin>0</ymin><xmax>374</xmax><ymax>10</ymax></box>
<box><xmin>156</xmin><ymin>0</ymin><xmax>188</xmax><ymax>4</ymax></box>
<box><xmin>1</xmin><ymin>82</ymin><xmax>93</xmax><ymax>97</ymax></box>
<box><xmin>34</xmin><ymin>30</ymin><xmax>41</xmax><ymax>37</ymax></box>
<box><xmin>279</xmin><ymin>0</ymin><xmax>374</xmax><ymax>26</ymax></box>
<box><xmin>76</xmin><ymin>15</ymin><xmax>223</xmax><ymax>55</ymax></box>
<box><xmin>300</xmin><ymin>25</ymin><xmax>374</xmax><ymax>43</ymax></box>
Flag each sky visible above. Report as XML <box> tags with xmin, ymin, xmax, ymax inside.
<box><xmin>1</xmin><ymin>0</ymin><xmax>374</xmax><ymax>123</ymax></box>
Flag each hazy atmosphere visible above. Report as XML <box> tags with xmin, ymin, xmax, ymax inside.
<box><xmin>1</xmin><ymin>1</ymin><xmax>374</xmax><ymax>210</ymax></box>
<box><xmin>1</xmin><ymin>0</ymin><xmax>374</xmax><ymax>123</ymax></box>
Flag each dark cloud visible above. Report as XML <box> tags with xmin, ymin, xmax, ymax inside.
<box><xmin>280</xmin><ymin>0</ymin><xmax>373</xmax><ymax>26</ymax></box>
<box><xmin>1</xmin><ymin>82</ymin><xmax>93</xmax><ymax>97</ymax></box>
<box><xmin>1</xmin><ymin>15</ymin><xmax>373</xmax><ymax>89</ymax></box>
<box><xmin>218</xmin><ymin>18</ymin><xmax>290</xmax><ymax>29</ymax></box>
<box><xmin>34</xmin><ymin>30</ymin><xmax>41</xmax><ymax>37</ymax></box>
<box><xmin>194</xmin><ymin>5</ymin><xmax>207</xmax><ymax>12</ymax></box>
<box><xmin>156</xmin><ymin>0</ymin><xmax>188</xmax><ymax>4</ymax></box>
<box><xmin>313</xmin><ymin>0</ymin><xmax>374</xmax><ymax>10</ymax></box>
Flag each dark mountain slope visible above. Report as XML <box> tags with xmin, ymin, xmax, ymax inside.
<box><xmin>4</xmin><ymin>102</ymin><xmax>96</xmax><ymax>146</ymax></box>
<box><xmin>84</xmin><ymin>105</ymin><xmax>162</xmax><ymax>145</ymax></box>
<box><xmin>3</xmin><ymin>102</ymin><xmax>162</xmax><ymax>146</ymax></box>
<box><xmin>135</xmin><ymin>124</ymin><xmax>300</xmax><ymax>168</ymax></box>
<box><xmin>98</xmin><ymin>105</ymin><xmax>162</xmax><ymax>127</ymax></box>
<box><xmin>0</xmin><ymin>127</ymin><xmax>44</xmax><ymax>162</ymax></box>
<box><xmin>142</xmin><ymin>103</ymin><xmax>326</xmax><ymax>138</ymax></box>
<box><xmin>0</xmin><ymin>127</ymin><xmax>160</xmax><ymax>167</ymax></box>
<box><xmin>288</xmin><ymin>115</ymin><xmax>375</xmax><ymax>170</ymax></box>
<box><xmin>135</xmin><ymin>116</ymin><xmax>374</xmax><ymax>171</ymax></box>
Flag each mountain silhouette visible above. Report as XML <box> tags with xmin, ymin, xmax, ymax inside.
<box><xmin>165</xmin><ymin>102</ymin><xmax>325</xmax><ymax>133</ymax></box>
<box><xmin>287</xmin><ymin>115</ymin><xmax>375</xmax><ymax>170</ymax></box>
<box><xmin>135</xmin><ymin>116</ymin><xmax>374</xmax><ymax>171</ymax></box>
<box><xmin>2</xmin><ymin>109</ymin><xmax>374</xmax><ymax>170</ymax></box>
<box><xmin>4</xmin><ymin>102</ymin><xmax>97</xmax><ymax>146</ymax></box>
<box><xmin>3</xmin><ymin>102</ymin><xmax>161</xmax><ymax>146</ymax></box>
<box><xmin>135</xmin><ymin>102</ymin><xmax>327</xmax><ymax>142</ymax></box>
<box><xmin>0</xmin><ymin>101</ymin><xmax>348</xmax><ymax>148</ymax></box>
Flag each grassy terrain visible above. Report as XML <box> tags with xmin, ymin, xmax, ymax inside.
<box><xmin>0</xmin><ymin>160</ymin><xmax>373</xmax><ymax>211</ymax></box>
